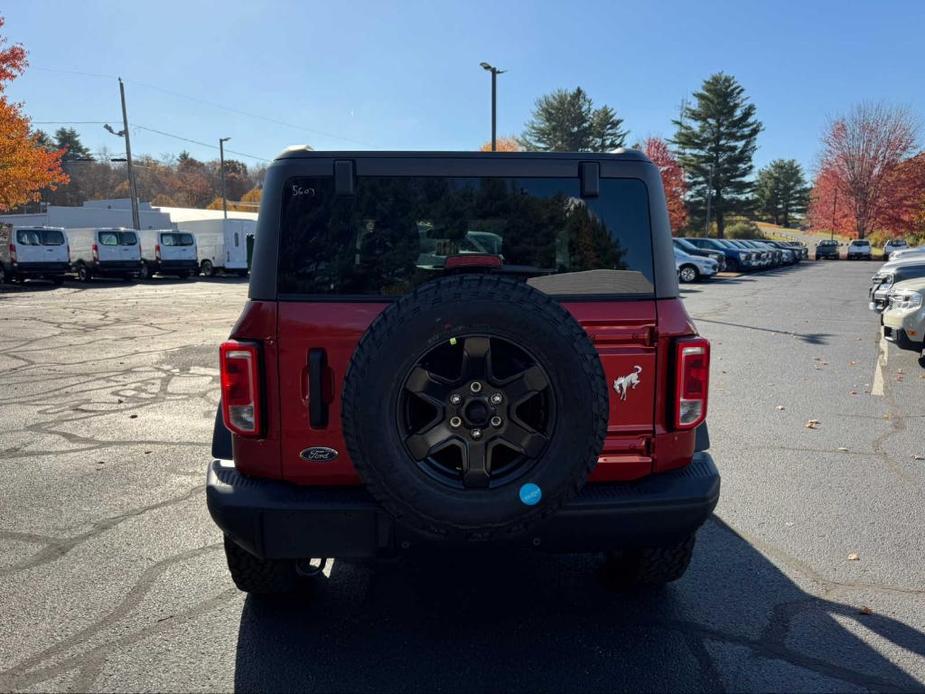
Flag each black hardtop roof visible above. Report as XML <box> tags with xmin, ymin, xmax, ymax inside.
<box><xmin>274</xmin><ymin>147</ymin><xmax>651</xmax><ymax>164</ymax></box>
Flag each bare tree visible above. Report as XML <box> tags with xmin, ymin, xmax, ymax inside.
<box><xmin>818</xmin><ymin>103</ymin><xmax>919</xmax><ymax>238</ymax></box>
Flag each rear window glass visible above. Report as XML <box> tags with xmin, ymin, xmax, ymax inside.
<box><xmin>17</xmin><ymin>229</ymin><xmax>65</xmax><ymax>245</ymax></box>
<box><xmin>278</xmin><ymin>176</ymin><xmax>654</xmax><ymax>297</ymax></box>
<box><xmin>99</xmin><ymin>231</ymin><xmax>137</xmax><ymax>246</ymax></box>
<box><xmin>160</xmin><ymin>232</ymin><xmax>194</xmax><ymax>246</ymax></box>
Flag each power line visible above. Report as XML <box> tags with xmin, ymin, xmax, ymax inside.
<box><xmin>132</xmin><ymin>125</ymin><xmax>270</xmax><ymax>162</ymax></box>
<box><xmin>30</xmin><ymin>64</ymin><xmax>371</xmax><ymax>147</ymax></box>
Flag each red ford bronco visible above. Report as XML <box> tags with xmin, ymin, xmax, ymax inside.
<box><xmin>207</xmin><ymin>150</ymin><xmax>719</xmax><ymax>594</ymax></box>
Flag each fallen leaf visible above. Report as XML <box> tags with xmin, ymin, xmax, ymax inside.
<box><xmin>805</xmin><ymin>419</ymin><xmax>820</xmax><ymax>429</ymax></box>
<box><xmin>129</xmin><ymin>414</ymin><xmax>138</xmax><ymax>419</ymax></box>
<box><xmin>848</xmin><ymin>553</ymin><xmax>860</xmax><ymax>561</ymax></box>
<box><xmin>849</xmin><ymin>390</ymin><xmax>858</xmax><ymax>395</ymax></box>
<box><xmin>858</xmin><ymin>606</ymin><xmax>873</xmax><ymax>615</ymax></box>
<box><xmin>913</xmin><ymin>455</ymin><xmax>925</xmax><ymax>461</ymax></box>
<box><xmin>776</xmin><ymin>405</ymin><xmax>785</xmax><ymax>411</ymax></box>
<box><xmin>849</xmin><ymin>360</ymin><xmax>857</xmax><ymax>366</ymax></box>
<box><xmin>837</xmin><ymin>447</ymin><xmax>849</xmax><ymax>452</ymax></box>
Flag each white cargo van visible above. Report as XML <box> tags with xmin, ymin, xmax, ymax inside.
<box><xmin>66</xmin><ymin>227</ymin><xmax>142</xmax><ymax>282</ymax></box>
<box><xmin>138</xmin><ymin>229</ymin><xmax>198</xmax><ymax>279</ymax></box>
<box><xmin>190</xmin><ymin>219</ymin><xmax>252</xmax><ymax>277</ymax></box>
<box><xmin>0</xmin><ymin>225</ymin><xmax>70</xmax><ymax>285</ymax></box>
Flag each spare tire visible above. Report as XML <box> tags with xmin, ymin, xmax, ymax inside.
<box><xmin>342</xmin><ymin>275</ymin><xmax>608</xmax><ymax>541</ymax></box>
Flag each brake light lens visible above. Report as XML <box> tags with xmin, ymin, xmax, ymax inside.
<box><xmin>91</xmin><ymin>243</ymin><xmax>99</xmax><ymax>261</ymax></box>
<box><xmin>9</xmin><ymin>243</ymin><xmax>15</xmax><ymax>262</ymax></box>
<box><xmin>675</xmin><ymin>337</ymin><xmax>710</xmax><ymax>430</ymax></box>
<box><xmin>155</xmin><ymin>243</ymin><xmax>161</xmax><ymax>260</ymax></box>
<box><xmin>220</xmin><ymin>340</ymin><xmax>262</xmax><ymax>436</ymax></box>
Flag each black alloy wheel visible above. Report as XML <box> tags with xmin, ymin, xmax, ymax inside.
<box><xmin>398</xmin><ymin>335</ymin><xmax>554</xmax><ymax>490</ymax></box>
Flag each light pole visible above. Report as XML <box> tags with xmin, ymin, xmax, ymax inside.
<box><xmin>480</xmin><ymin>62</ymin><xmax>505</xmax><ymax>151</ymax></box>
<box><xmin>219</xmin><ymin>137</ymin><xmax>231</xmax><ymax>220</ymax></box>
<box><xmin>103</xmin><ymin>78</ymin><xmax>140</xmax><ymax>230</ymax></box>
<box><xmin>830</xmin><ymin>186</ymin><xmax>838</xmax><ymax>242</ymax></box>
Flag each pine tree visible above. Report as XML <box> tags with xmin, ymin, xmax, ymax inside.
<box><xmin>672</xmin><ymin>73</ymin><xmax>762</xmax><ymax>237</ymax></box>
<box><xmin>520</xmin><ymin>87</ymin><xmax>626</xmax><ymax>152</ymax></box>
<box><xmin>755</xmin><ymin>159</ymin><xmax>810</xmax><ymax>228</ymax></box>
<box><xmin>53</xmin><ymin>127</ymin><xmax>93</xmax><ymax>161</ymax></box>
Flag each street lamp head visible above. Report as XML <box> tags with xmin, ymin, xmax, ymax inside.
<box><xmin>480</xmin><ymin>62</ymin><xmax>493</xmax><ymax>71</ymax></box>
<box><xmin>103</xmin><ymin>123</ymin><xmax>125</xmax><ymax>138</ymax></box>
<box><xmin>220</xmin><ymin>137</ymin><xmax>231</xmax><ymax>143</ymax></box>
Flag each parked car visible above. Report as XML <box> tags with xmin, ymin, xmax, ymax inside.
<box><xmin>846</xmin><ymin>239</ymin><xmax>872</xmax><ymax>260</ymax></box>
<box><xmin>747</xmin><ymin>240</ymin><xmax>785</xmax><ymax>266</ymax></box>
<box><xmin>790</xmin><ymin>241</ymin><xmax>809</xmax><ymax>259</ymax></box>
<box><xmin>0</xmin><ymin>224</ymin><xmax>69</xmax><ymax>285</ymax></box>
<box><xmin>761</xmin><ymin>240</ymin><xmax>799</xmax><ymax>264</ymax></box>
<box><xmin>683</xmin><ymin>237</ymin><xmax>756</xmax><ymax>272</ymax></box>
<box><xmin>887</xmin><ymin>246</ymin><xmax>925</xmax><ymax>262</ymax></box>
<box><xmin>729</xmin><ymin>240</ymin><xmax>771</xmax><ymax>268</ymax></box>
<box><xmin>882</xmin><ymin>277</ymin><xmax>925</xmax><ymax>351</ymax></box>
<box><xmin>66</xmin><ymin>227</ymin><xmax>142</xmax><ymax>282</ymax></box>
<box><xmin>207</xmin><ymin>150</ymin><xmax>719</xmax><ymax>596</ymax></box>
<box><xmin>138</xmin><ymin>229</ymin><xmax>198</xmax><ymax>279</ymax></box>
<box><xmin>815</xmin><ymin>239</ymin><xmax>840</xmax><ymax>260</ymax></box>
<box><xmin>673</xmin><ymin>237</ymin><xmax>725</xmax><ymax>271</ymax></box>
<box><xmin>675</xmin><ymin>246</ymin><xmax>719</xmax><ymax>282</ymax></box>
<box><xmin>883</xmin><ymin>239</ymin><xmax>909</xmax><ymax>261</ymax></box>
<box><xmin>869</xmin><ymin>260</ymin><xmax>925</xmax><ymax>312</ymax></box>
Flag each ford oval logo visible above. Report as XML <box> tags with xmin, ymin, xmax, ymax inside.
<box><xmin>300</xmin><ymin>447</ymin><xmax>339</xmax><ymax>463</ymax></box>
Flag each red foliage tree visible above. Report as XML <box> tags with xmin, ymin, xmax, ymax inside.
<box><xmin>808</xmin><ymin>103</ymin><xmax>918</xmax><ymax>238</ymax></box>
<box><xmin>0</xmin><ymin>16</ymin><xmax>67</xmax><ymax>211</ymax></box>
<box><xmin>644</xmin><ymin>137</ymin><xmax>688</xmax><ymax>232</ymax></box>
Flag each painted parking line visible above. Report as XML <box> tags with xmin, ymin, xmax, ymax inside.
<box><xmin>871</xmin><ymin>333</ymin><xmax>888</xmax><ymax>397</ymax></box>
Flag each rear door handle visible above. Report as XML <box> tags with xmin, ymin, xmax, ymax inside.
<box><xmin>308</xmin><ymin>348</ymin><xmax>328</xmax><ymax>428</ymax></box>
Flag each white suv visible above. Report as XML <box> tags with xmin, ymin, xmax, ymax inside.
<box><xmin>847</xmin><ymin>239</ymin><xmax>872</xmax><ymax>260</ymax></box>
<box><xmin>883</xmin><ymin>239</ymin><xmax>909</xmax><ymax>261</ymax></box>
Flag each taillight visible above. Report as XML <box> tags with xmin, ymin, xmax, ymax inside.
<box><xmin>674</xmin><ymin>337</ymin><xmax>710</xmax><ymax>430</ymax></box>
<box><xmin>155</xmin><ymin>243</ymin><xmax>161</xmax><ymax>260</ymax></box>
<box><xmin>91</xmin><ymin>243</ymin><xmax>99</xmax><ymax>261</ymax></box>
<box><xmin>9</xmin><ymin>244</ymin><xmax>15</xmax><ymax>262</ymax></box>
<box><xmin>220</xmin><ymin>340</ymin><xmax>262</xmax><ymax>437</ymax></box>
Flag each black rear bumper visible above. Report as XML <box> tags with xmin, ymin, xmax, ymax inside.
<box><xmin>207</xmin><ymin>454</ymin><xmax>720</xmax><ymax>559</ymax></box>
<box><xmin>12</xmin><ymin>262</ymin><xmax>69</xmax><ymax>277</ymax></box>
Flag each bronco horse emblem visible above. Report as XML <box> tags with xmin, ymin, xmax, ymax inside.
<box><xmin>613</xmin><ymin>365</ymin><xmax>643</xmax><ymax>401</ymax></box>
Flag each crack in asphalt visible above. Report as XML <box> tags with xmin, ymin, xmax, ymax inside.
<box><xmin>0</xmin><ymin>484</ymin><xmax>205</xmax><ymax>577</ymax></box>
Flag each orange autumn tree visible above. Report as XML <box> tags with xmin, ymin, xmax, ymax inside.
<box><xmin>643</xmin><ymin>137</ymin><xmax>688</xmax><ymax>232</ymax></box>
<box><xmin>0</xmin><ymin>16</ymin><xmax>67</xmax><ymax>211</ymax></box>
<box><xmin>479</xmin><ymin>137</ymin><xmax>521</xmax><ymax>152</ymax></box>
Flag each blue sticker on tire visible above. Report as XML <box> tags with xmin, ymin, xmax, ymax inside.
<box><xmin>519</xmin><ymin>483</ymin><xmax>542</xmax><ymax>506</ymax></box>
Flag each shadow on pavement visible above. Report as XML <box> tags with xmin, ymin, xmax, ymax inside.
<box><xmin>233</xmin><ymin>517</ymin><xmax>924</xmax><ymax>692</ymax></box>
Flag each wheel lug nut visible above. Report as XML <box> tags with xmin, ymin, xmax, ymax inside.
<box><xmin>471</xmin><ymin>428</ymin><xmax>482</xmax><ymax>439</ymax></box>
<box><xmin>490</xmin><ymin>416</ymin><xmax>502</xmax><ymax>427</ymax></box>
<box><xmin>449</xmin><ymin>416</ymin><xmax>462</xmax><ymax>428</ymax></box>
<box><xmin>490</xmin><ymin>393</ymin><xmax>503</xmax><ymax>405</ymax></box>
<box><xmin>449</xmin><ymin>394</ymin><xmax>462</xmax><ymax>405</ymax></box>
<box><xmin>470</xmin><ymin>382</ymin><xmax>482</xmax><ymax>393</ymax></box>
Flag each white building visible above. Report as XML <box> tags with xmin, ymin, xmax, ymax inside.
<box><xmin>0</xmin><ymin>199</ymin><xmax>258</xmax><ymax>273</ymax></box>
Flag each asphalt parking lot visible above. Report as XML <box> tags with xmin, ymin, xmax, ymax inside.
<box><xmin>1</xmin><ymin>264</ymin><xmax>923</xmax><ymax>693</ymax></box>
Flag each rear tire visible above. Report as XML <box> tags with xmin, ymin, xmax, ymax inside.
<box><xmin>603</xmin><ymin>534</ymin><xmax>696</xmax><ymax>589</ymax></box>
<box><xmin>201</xmin><ymin>259</ymin><xmax>215</xmax><ymax>277</ymax></box>
<box><xmin>77</xmin><ymin>264</ymin><xmax>92</xmax><ymax>283</ymax></box>
<box><xmin>679</xmin><ymin>264</ymin><xmax>699</xmax><ymax>283</ymax></box>
<box><xmin>223</xmin><ymin>537</ymin><xmax>304</xmax><ymax>595</ymax></box>
<box><xmin>139</xmin><ymin>262</ymin><xmax>151</xmax><ymax>280</ymax></box>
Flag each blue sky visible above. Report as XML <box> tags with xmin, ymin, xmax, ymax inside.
<box><xmin>5</xmin><ymin>0</ymin><xmax>924</xmax><ymax>174</ymax></box>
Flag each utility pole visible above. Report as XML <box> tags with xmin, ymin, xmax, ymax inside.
<box><xmin>480</xmin><ymin>62</ymin><xmax>505</xmax><ymax>151</ymax></box>
<box><xmin>704</xmin><ymin>163</ymin><xmax>715</xmax><ymax>237</ymax></box>
<box><xmin>830</xmin><ymin>186</ymin><xmax>838</xmax><ymax>241</ymax></box>
<box><xmin>118</xmin><ymin>78</ymin><xmax>140</xmax><ymax>230</ymax></box>
<box><xmin>219</xmin><ymin>137</ymin><xmax>231</xmax><ymax>220</ymax></box>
